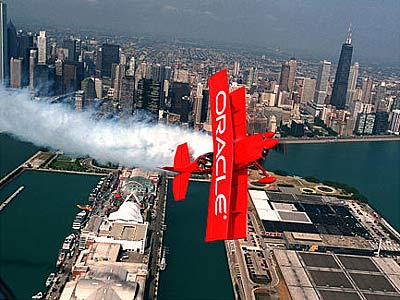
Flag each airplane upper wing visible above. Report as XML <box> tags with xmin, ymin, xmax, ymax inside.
<box><xmin>230</xmin><ymin>87</ymin><xmax>247</xmax><ymax>141</ymax></box>
<box><xmin>205</xmin><ymin>70</ymin><xmax>234</xmax><ymax>242</ymax></box>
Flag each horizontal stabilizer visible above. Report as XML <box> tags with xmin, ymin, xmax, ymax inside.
<box><xmin>173</xmin><ymin>172</ymin><xmax>190</xmax><ymax>201</ymax></box>
<box><xmin>257</xmin><ymin>176</ymin><xmax>276</xmax><ymax>184</ymax></box>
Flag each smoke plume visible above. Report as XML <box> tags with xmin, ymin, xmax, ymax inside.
<box><xmin>0</xmin><ymin>88</ymin><xmax>212</xmax><ymax>169</ymax></box>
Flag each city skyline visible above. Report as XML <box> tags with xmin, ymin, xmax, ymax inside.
<box><xmin>7</xmin><ymin>0</ymin><xmax>400</xmax><ymax>65</ymax></box>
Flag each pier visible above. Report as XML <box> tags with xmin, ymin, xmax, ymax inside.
<box><xmin>0</xmin><ymin>186</ymin><xmax>25</xmax><ymax>212</ymax></box>
<box><xmin>0</xmin><ymin>151</ymin><xmax>44</xmax><ymax>190</ymax></box>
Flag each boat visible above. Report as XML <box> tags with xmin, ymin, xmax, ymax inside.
<box><xmin>45</xmin><ymin>273</ymin><xmax>55</xmax><ymax>288</ymax></box>
<box><xmin>56</xmin><ymin>251</ymin><xmax>66</xmax><ymax>268</ymax></box>
<box><xmin>62</xmin><ymin>233</ymin><xmax>75</xmax><ymax>251</ymax></box>
<box><xmin>76</xmin><ymin>204</ymin><xmax>93</xmax><ymax>211</ymax></box>
<box><xmin>32</xmin><ymin>292</ymin><xmax>43</xmax><ymax>299</ymax></box>
<box><xmin>159</xmin><ymin>248</ymin><xmax>167</xmax><ymax>271</ymax></box>
<box><xmin>72</xmin><ymin>211</ymin><xmax>87</xmax><ymax>230</ymax></box>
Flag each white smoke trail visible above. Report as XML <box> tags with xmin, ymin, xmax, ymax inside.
<box><xmin>0</xmin><ymin>88</ymin><xmax>213</xmax><ymax>169</ymax></box>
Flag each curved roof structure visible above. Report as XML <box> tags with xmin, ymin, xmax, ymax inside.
<box><xmin>109</xmin><ymin>201</ymin><xmax>143</xmax><ymax>224</ymax></box>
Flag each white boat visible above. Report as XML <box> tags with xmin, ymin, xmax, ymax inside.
<box><xmin>62</xmin><ymin>233</ymin><xmax>75</xmax><ymax>251</ymax></box>
<box><xmin>45</xmin><ymin>272</ymin><xmax>55</xmax><ymax>288</ymax></box>
<box><xmin>32</xmin><ymin>292</ymin><xmax>43</xmax><ymax>299</ymax></box>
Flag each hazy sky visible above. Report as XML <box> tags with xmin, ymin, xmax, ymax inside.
<box><xmin>8</xmin><ymin>0</ymin><xmax>400</xmax><ymax>65</ymax></box>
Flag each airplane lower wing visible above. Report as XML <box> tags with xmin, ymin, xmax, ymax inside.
<box><xmin>227</xmin><ymin>168</ymin><xmax>248</xmax><ymax>239</ymax></box>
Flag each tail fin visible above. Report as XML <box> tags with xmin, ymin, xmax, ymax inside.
<box><xmin>174</xmin><ymin>143</ymin><xmax>190</xmax><ymax>168</ymax></box>
<box><xmin>171</xmin><ymin>143</ymin><xmax>191</xmax><ymax>201</ymax></box>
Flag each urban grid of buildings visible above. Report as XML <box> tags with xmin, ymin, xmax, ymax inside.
<box><xmin>1</xmin><ymin>1</ymin><xmax>400</xmax><ymax>138</ymax></box>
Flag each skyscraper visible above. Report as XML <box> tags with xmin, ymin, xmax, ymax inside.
<box><xmin>361</xmin><ymin>77</ymin><xmax>373</xmax><ymax>104</ymax></box>
<box><xmin>313</xmin><ymin>60</ymin><xmax>331</xmax><ymax>105</ymax></box>
<box><xmin>7</xmin><ymin>20</ymin><xmax>16</xmax><ymax>61</ymax></box>
<box><xmin>9</xmin><ymin>57</ymin><xmax>22</xmax><ymax>88</ymax></box>
<box><xmin>301</xmin><ymin>77</ymin><xmax>316</xmax><ymax>103</ymax></box>
<box><xmin>288</xmin><ymin>57</ymin><xmax>297</xmax><ymax>93</ymax></box>
<box><xmin>29</xmin><ymin>48</ymin><xmax>37</xmax><ymax>89</ymax></box>
<box><xmin>330</xmin><ymin>27</ymin><xmax>353</xmax><ymax>109</ymax></box>
<box><xmin>100</xmin><ymin>43</ymin><xmax>119</xmax><ymax>78</ymax></box>
<box><xmin>346</xmin><ymin>62</ymin><xmax>359</xmax><ymax>106</ymax></box>
<box><xmin>37</xmin><ymin>31</ymin><xmax>47</xmax><ymax>64</ymax></box>
<box><xmin>0</xmin><ymin>0</ymin><xmax>8</xmax><ymax>83</ymax></box>
<box><xmin>278</xmin><ymin>62</ymin><xmax>290</xmax><ymax>92</ymax></box>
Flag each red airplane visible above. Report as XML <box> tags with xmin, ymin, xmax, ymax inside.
<box><xmin>162</xmin><ymin>69</ymin><xmax>278</xmax><ymax>242</ymax></box>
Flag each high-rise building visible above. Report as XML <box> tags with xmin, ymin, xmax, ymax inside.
<box><xmin>94</xmin><ymin>78</ymin><xmax>102</xmax><ymax>99</ymax></box>
<box><xmin>389</xmin><ymin>110</ymin><xmax>400</xmax><ymax>134</ymax></box>
<box><xmin>100</xmin><ymin>43</ymin><xmax>119</xmax><ymax>78</ymax></box>
<box><xmin>29</xmin><ymin>48</ymin><xmax>37</xmax><ymax>89</ymax></box>
<box><xmin>373</xmin><ymin>111</ymin><xmax>389</xmax><ymax>135</ymax></box>
<box><xmin>63</xmin><ymin>39</ymin><xmax>77</xmax><ymax>62</ymax></box>
<box><xmin>233</xmin><ymin>61</ymin><xmax>240</xmax><ymax>77</ymax></box>
<box><xmin>346</xmin><ymin>62</ymin><xmax>359</xmax><ymax>106</ymax></box>
<box><xmin>279</xmin><ymin>62</ymin><xmax>290</xmax><ymax>92</ymax></box>
<box><xmin>330</xmin><ymin>27</ymin><xmax>353</xmax><ymax>109</ymax></box>
<box><xmin>37</xmin><ymin>31</ymin><xmax>47</xmax><ymax>64</ymax></box>
<box><xmin>127</xmin><ymin>56</ymin><xmax>135</xmax><ymax>76</ymax></box>
<box><xmin>313</xmin><ymin>60</ymin><xmax>331</xmax><ymax>105</ymax></box>
<box><xmin>246</xmin><ymin>66</ymin><xmax>257</xmax><ymax>89</ymax></box>
<box><xmin>200</xmin><ymin>89</ymin><xmax>209</xmax><ymax>123</ymax></box>
<box><xmin>7</xmin><ymin>20</ymin><xmax>16</xmax><ymax>61</ymax></box>
<box><xmin>9</xmin><ymin>57</ymin><xmax>22</xmax><ymax>88</ymax></box>
<box><xmin>361</xmin><ymin>77</ymin><xmax>373</xmax><ymax>104</ymax></box>
<box><xmin>354</xmin><ymin>112</ymin><xmax>375</xmax><ymax>135</ymax></box>
<box><xmin>81</xmin><ymin>77</ymin><xmax>96</xmax><ymax>100</ymax></box>
<box><xmin>288</xmin><ymin>57</ymin><xmax>297</xmax><ymax>93</ymax></box>
<box><xmin>113</xmin><ymin>63</ymin><xmax>126</xmax><ymax>100</ymax></box>
<box><xmin>0</xmin><ymin>0</ymin><xmax>8</xmax><ymax>83</ymax></box>
<box><xmin>119</xmin><ymin>75</ymin><xmax>135</xmax><ymax>115</ymax></box>
<box><xmin>301</xmin><ymin>77</ymin><xmax>316</xmax><ymax>103</ymax></box>
<box><xmin>135</xmin><ymin>78</ymin><xmax>161</xmax><ymax>117</ymax></box>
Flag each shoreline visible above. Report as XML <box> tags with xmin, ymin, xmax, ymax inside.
<box><xmin>279</xmin><ymin>135</ymin><xmax>400</xmax><ymax>144</ymax></box>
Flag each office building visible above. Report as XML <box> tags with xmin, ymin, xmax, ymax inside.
<box><xmin>7</xmin><ymin>20</ymin><xmax>16</xmax><ymax>61</ymax></box>
<box><xmin>119</xmin><ymin>75</ymin><xmax>135</xmax><ymax>114</ymax></box>
<box><xmin>29</xmin><ymin>48</ymin><xmax>37</xmax><ymax>89</ymax></box>
<box><xmin>330</xmin><ymin>27</ymin><xmax>353</xmax><ymax>109</ymax></box>
<box><xmin>288</xmin><ymin>57</ymin><xmax>297</xmax><ymax>93</ymax></box>
<box><xmin>389</xmin><ymin>110</ymin><xmax>400</xmax><ymax>134</ymax></box>
<box><xmin>346</xmin><ymin>62</ymin><xmax>359</xmax><ymax>106</ymax></box>
<box><xmin>373</xmin><ymin>111</ymin><xmax>389</xmax><ymax>135</ymax></box>
<box><xmin>9</xmin><ymin>57</ymin><xmax>22</xmax><ymax>88</ymax></box>
<box><xmin>37</xmin><ymin>31</ymin><xmax>46</xmax><ymax>64</ymax></box>
<box><xmin>100</xmin><ymin>43</ymin><xmax>119</xmax><ymax>78</ymax></box>
<box><xmin>301</xmin><ymin>78</ymin><xmax>316</xmax><ymax>103</ymax></box>
<box><xmin>354</xmin><ymin>112</ymin><xmax>375</xmax><ymax>135</ymax></box>
<box><xmin>279</xmin><ymin>62</ymin><xmax>290</xmax><ymax>92</ymax></box>
<box><xmin>361</xmin><ymin>77</ymin><xmax>373</xmax><ymax>104</ymax></box>
<box><xmin>313</xmin><ymin>60</ymin><xmax>331</xmax><ymax>106</ymax></box>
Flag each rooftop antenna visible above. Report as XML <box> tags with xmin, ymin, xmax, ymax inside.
<box><xmin>346</xmin><ymin>23</ymin><xmax>352</xmax><ymax>44</ymax></box>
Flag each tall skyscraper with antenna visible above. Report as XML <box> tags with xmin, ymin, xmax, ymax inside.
<box><xmin>330</xmin><ymin>26</ymin><xmax>353</xmax><ymax>109</ymax></box>
<box><xmin>0</xmin><ymin>0</ymin><xmax>8</xmax><ymax>83</ymax></box>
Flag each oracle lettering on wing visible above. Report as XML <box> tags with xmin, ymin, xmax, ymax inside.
<box><xmin>214</xmin><ymin>90</ymin><xmax>228</xmax><ymax>220</ymax></box>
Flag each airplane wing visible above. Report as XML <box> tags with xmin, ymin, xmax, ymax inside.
<box><xmin>205</xmin><ymin>70</ymin><xmax>234</xmax><ymax>242</ymax></box>
<box><xmin>227</xmin><ymin>87</ymin><xmax>248</xmax><ymax>239</ymax></box>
